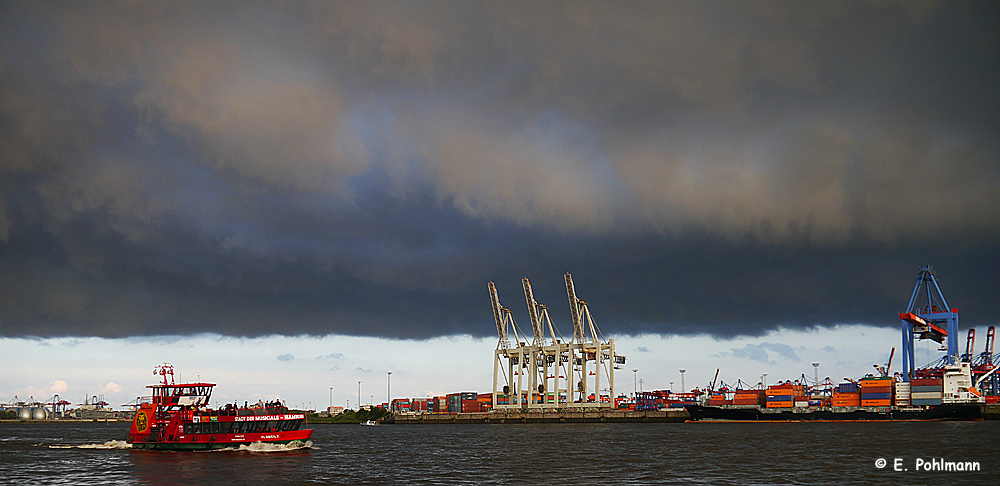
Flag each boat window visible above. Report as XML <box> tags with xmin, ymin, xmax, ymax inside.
<box><xmin>265</xmin><ymin>420</ymin><xmax>278</xmax><ymax>432</ymax></box>
<box><xmin>220</xmin><ymin>422</ymin><xmax>232</xmax><ymax>434</ymax></box>
<box><xmin>184</xmin><ymin>424</ymin><xmax>193</xmax><ymax>434</ymax></box>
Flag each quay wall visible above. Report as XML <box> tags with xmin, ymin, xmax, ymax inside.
<box><xmin>391</xmin><ymin>409</ymin><xmax>690</xmax><ymax>424</ymax></box>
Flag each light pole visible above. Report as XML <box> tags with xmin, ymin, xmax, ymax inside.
<box><xmin>632</xmin><ymin>369</ymin><xmax>638</xmax><ymax>398</ymax></box>
<box><xmin>669</xmin><ymin>381</ymin><xmax>674</xmax><ymax>393</ymax></box>
<box><xmin>762</xmin><ymin>373</ymin><xmax>768</xmax><ymax>389</ymax></box>
<box><xmin>387</xmin><ymin>371</ymin><xmax>392</xmax><ymax>412</ymax></box>
<box><xmin>812</xmin><ymin>362</ymin><xmax>820</xmax><ymax>384</ymax></box>
<box><xmin>679</xmin><ymin>369</ymin><xmax>686</xmax><ymax>393</ymax></box>
<box><xmin>329</xmin><ymin>387</ymin><xmax>333</xmax><ymax>411</ymax></box>
<box><xmin>358</xmin><ymin>381</ymin><xmax>361</xmax><ymax>411</ymax></box>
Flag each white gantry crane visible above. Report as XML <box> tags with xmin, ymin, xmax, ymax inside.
<box><xmin>492</xmin><ymin>273</ymin><xmax>624</xmax><ymax>410</ymax></box>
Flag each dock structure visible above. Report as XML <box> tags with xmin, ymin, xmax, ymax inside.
<box><xmin>391</xmin><ymin>409</ymin><xmax>690</xmax><ymax>424</ymax></box>
<box><xmin>489</xmin><ymin>274</ymin><xmax>625</xmax><ymax>412</ymax></box>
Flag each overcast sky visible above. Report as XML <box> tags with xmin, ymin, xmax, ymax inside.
<box><xmin>2</xmin><ymin>2</ymin><xmax>998</xmax><ymax>408</ymax></box>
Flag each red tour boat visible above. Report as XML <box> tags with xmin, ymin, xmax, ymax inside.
<box><xmin>128</xmin><ymin>363</ymin><xmax>313</xmax><ymax>451</ymax></box>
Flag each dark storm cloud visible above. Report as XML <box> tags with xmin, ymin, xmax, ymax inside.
<box><xmin>1</xmin><ymin>1</ymin><xmax>998</xmax><ymax>339</ymax></box>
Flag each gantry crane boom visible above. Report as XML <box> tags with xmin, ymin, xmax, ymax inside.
<box><xmin>522</xmin><ymin>278</ymin><xmax>543</xmax><ymax>346</ymax></box>
<box><xmin>488</xmin><ymin>282</ymin><xmax>508</xmax><ymax>348</ymax></box>
<box><xmin>565</xmin><ymin>273</ymin><xmax>584</xmax><ymax>343</ymax></box>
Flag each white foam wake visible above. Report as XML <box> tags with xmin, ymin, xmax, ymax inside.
<box><xmin>237</xmin><ymin>440</ymin><xmax>312</xmax><ymax>452</ymax></box>
<box><xmin>47</xmin><ymin>440</ymin><xmax>133</xmax><ymax>449</ymax></box>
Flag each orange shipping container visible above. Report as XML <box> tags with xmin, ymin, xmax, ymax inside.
<box><xmin>766</xmin><ymin>401</ymin><xmax>794</xmax><ymax>408</ymax></box>
<box><xmin>861</xmin><ymin>399</ymin><xmax>891</xmax><ymax>407</ymax></box>
<box><xmin>832</xmin><ymin>401</ymin><xmax>861</xmax><ymax>407</ymax></box>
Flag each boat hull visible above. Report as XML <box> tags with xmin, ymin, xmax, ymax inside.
<box><xmin>685</xmin><ymin>403</ymin><xmax>982</xmax><ymax>422</ymax></box>
<box><xmin>131</xmin><ymin>430</ymin><xmax>313</xmax><ymax>451</ymax></box>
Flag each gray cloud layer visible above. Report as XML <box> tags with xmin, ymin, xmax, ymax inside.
<box><xmin>1</xmin><ymin>1</ymin><xmax>997</xmax><ymax>339</ymax></box>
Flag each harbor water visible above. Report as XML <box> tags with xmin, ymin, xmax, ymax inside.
<box><xmin>1</xmin><ymin>420</ymin><xmax>996</xmax><ymax>485</ymax></box>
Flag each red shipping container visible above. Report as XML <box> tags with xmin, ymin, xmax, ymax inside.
<box><xmin>461</xmin><ymin>399</ymin><xmax>479</xmax><ymax>413</ymax></box>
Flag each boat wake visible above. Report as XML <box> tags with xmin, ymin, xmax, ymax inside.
<box><xmin>47</xmin><ymin>440</ymin><xmax>133</xmax><ymax>450</ymax></box>
<box><xmin>214</xmin><ymin>440</ymin><xmax>313</xmax><ymax>453</ymax></box>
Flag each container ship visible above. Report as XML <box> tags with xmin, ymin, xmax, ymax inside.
<box><xmin>685</xmin><ymin>362</ymin><xmax>988</xmax><ymax>422</ymax></box>
<box><xmin>127</xmin><ymin>364</ymin><xmax>313</xmax><ymax>450</ymax></box>
<box><xmin>686</xmin><ymin>266</ymin><xmax>998</xmax><ymax>422</ymax></box>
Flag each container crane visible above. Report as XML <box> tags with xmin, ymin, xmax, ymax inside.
<box><xmin>874</xmin><ymin>348</ymin><xmax>894</xmax><ymax>377</ymax></box>
<box><xmin>491</xmin><ymin>274</ymin><xmax>622</xmax><ymax>411</ymax></box>
<box><xmin>900</xmin><ymin>265</ymin><xmax>959</xmax><ymax>382</ymax></box>
<box><xmin>962</xmin><ymin>329</ymin><xmax>975</xmax><ymax>362</ymax></box>
<box><xmin>971</xmin><ymin>326</ymin><xmax>997</xmax><ymax>396</ymax></box>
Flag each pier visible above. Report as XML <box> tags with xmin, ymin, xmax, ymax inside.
<box><xmin>390</xmin><ymin>409</ymin><xmax>690</xmax><ymax>424</ymax></box>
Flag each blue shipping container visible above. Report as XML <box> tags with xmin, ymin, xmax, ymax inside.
<box><xmin>767</xmin><ymin>395</ymin><xmax>794</xmax><ymax>402</ymax></box>
<box><xmin>860</xmin><ymin>392</ymin><xmax>892</xmax><ymax>400</ymax></box>
<box><xmin>910</xmin><ymin>385</ymin><xmax>942</xmax><ymax>393</ymax></box>
<box><xmin>911</xmin><ymin>398</ymin><xmax>943</xmax><ymax>406</ymax></box>
<box><xmin>837</xmin><ymin>383</ymin><xmax>858</xmax><ymax>393</ymax></box>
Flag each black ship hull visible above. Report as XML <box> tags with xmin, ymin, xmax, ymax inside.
<box><xmin>685</xmin><ymin>403</ymin><xmax>982</xmax><ymax>421</ymax></box>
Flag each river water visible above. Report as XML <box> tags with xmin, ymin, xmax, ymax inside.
<box><xmin>0</xmin><ymin>420</ymin><xmax>996</xmax><ymax>485</ymax></box>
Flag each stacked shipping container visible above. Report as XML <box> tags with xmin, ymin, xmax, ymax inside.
<box><xmin>895</xmin><ymin>381</ymin><xmax>911</xmax><ymax>406</ymax></box>
<box><xmin>766</xmin><ymin>383</ymin><xmax>805</xmax><ymax>408</ymax></box>
<box><xmin>910</xmin><ymin>378</ymin><xmax>943</xmax><ymax>406</ymax></box>
<box><xmin>860</xmin><ymin>377</ymin><xmax>893</xmax><ymax>407</ymax></box>
<box><xmin>733</xmin><ymin>389</ymin><xmax>765</xmax><ymax>406</ymax></box>
<box><xmin>832</xmin><ymin>382</ymin><xmax>861</xmax><ymax>407</ymax></box>
<box><xmin>410</xmin><ymin>398</ymin><xmax>428</xmax><ymax>412</ymax></box>
<box><xmin>707</xmin><ymin>393</ymin><xmax>731</xmax><ymax>406</ymax></box>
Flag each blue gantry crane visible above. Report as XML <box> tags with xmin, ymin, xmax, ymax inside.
<box><xmin>899</xmin><ymin>265</ymin><xmax>959</xmax><ymax>382</ymax></box>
